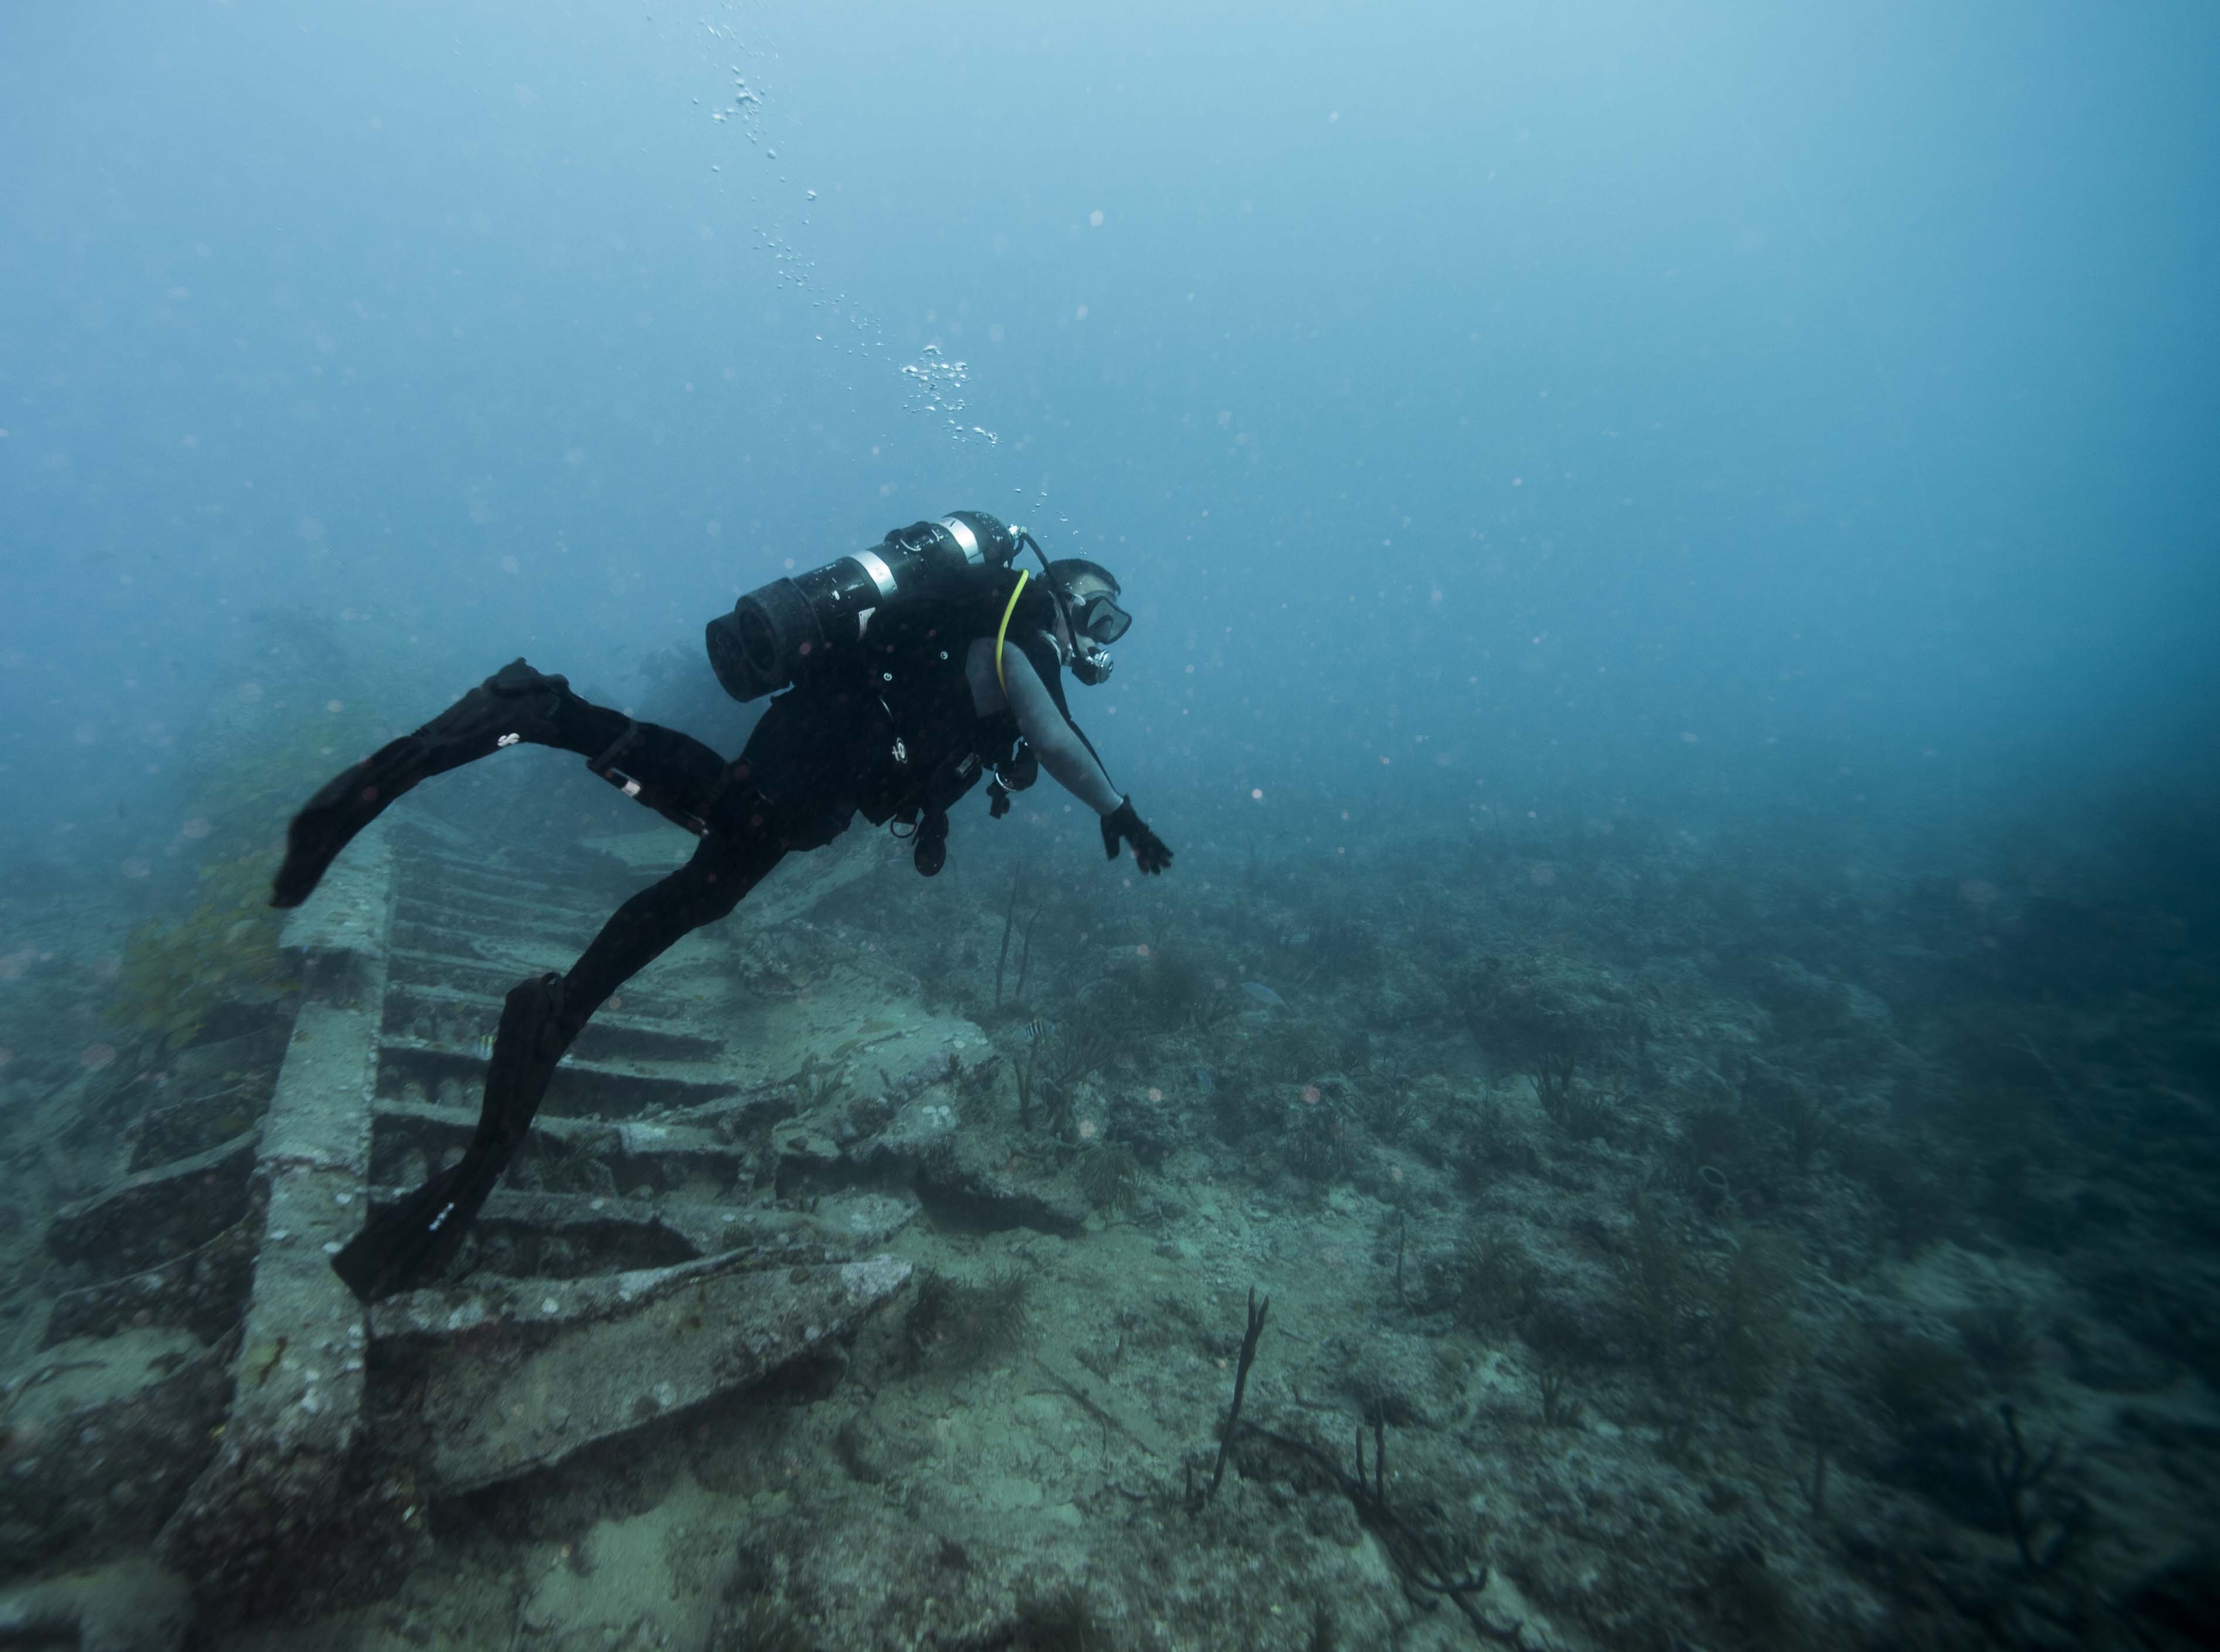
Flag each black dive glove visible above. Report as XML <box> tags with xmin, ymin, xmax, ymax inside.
<box><xmin>1101</xmin><ymin>796</ymin><xmax>1173</xmax><ymax>875</ymax></box>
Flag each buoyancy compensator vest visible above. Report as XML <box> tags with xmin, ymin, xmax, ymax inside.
<box><xmin>707</xmin><ymin>511</ymin><xmax>1099</xmax><ymax>875</ymax></box>
<box><xmin>850</xmin><ymin>569</ymin><xmax>1071</xmax><ymax>874</ymax></box>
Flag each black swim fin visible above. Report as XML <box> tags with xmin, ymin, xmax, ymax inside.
<box><xmin>332</xmin><ymin>971</ymin><xmax>570</xmax><ymax>1303</ymax></box>
<box><xmin>271</xmin><ymin>660</ymin><xmax>574</xmax><ymax>908</ymax></box>
<box><xmin>329</xmin><ymin>1153</ymin><xmax>501</xmax><ymax>1304</ymax></box>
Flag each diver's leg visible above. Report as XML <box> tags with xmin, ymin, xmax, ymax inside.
<box><xmin>328</xmin><ymin>969</ymin><xmax>571</xmax><ymax>1303</ymax></box>
<box><xmin>273</xmin><ymin>660</ymin><xmax>732</xmax><ymax>907</ymax></box>
<box><xmin>330</xmin><ymin>825</ymin><xmax>786</xmax><ymax>1302</ymax></box>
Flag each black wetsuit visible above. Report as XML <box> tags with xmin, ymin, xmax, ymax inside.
<box><xmin>324</xmin><ymin>570</ymin><xmax>1071</xmax><ymax>1301</ymax></box>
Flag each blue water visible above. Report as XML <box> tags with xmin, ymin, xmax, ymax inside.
<box><xmin>3</xmin><ymin>4</ymin><xmax>2214</xmax><ymax>876</ymax></box>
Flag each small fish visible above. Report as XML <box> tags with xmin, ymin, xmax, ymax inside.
<box><xmin>1028</xmin><ymin>1017</ymin><xmax>1056</xmax><ymax>1045</ymax></box>
<box><xmin>1194</xmin><ymin>1067</ymin><xmax>1215</xmax><ymax>1095</ymax></box>
<box><xmin>1239</xmin><ymin>982</ymin><xmax>1287</xmax><ymax>1009</ymax></box>
<box><xmin>476</xmin><ymin>1033</ymin><xmax>495</xmax><ymax>1061</ymax></box>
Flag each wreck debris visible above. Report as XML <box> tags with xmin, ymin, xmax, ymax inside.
<box><xmin>156</xmin><ymin>818</ymin><xmax>397</xmax><ymax>1619</ymax></box>
<box><xmin>3</xmin><ymin>818</ymin><xmax>939</xmax><ymax>1623</ymax></box>
<box><xmin>379</xmin><ymin>1249</ymin><xmax>911</xmax><ymax>1494</ymax></box>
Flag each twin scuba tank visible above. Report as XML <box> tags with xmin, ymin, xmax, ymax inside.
<box><xmin>704</xmin><ymin>510</ymin><xmax>1024</xmax><ymax>704</ymax></box>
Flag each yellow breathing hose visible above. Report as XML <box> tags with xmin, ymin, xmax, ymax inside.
<box><xmin>995</xmin><ymin>569</ymin><xmax>1030</xmax><ymax>696</ymax></box>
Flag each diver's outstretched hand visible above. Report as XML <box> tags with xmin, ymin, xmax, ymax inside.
<box><xmin>1101</xmin><ymin>796</ymin><xmax>1173</xmax><ymax>875</ymax></box>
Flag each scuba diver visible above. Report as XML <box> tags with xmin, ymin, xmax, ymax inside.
<box><xmin>274</xmin><ymin>510</ymin><xmax>1171</xmax><ymax>1303</ymax></box>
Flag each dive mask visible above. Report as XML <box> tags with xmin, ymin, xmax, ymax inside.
<box><xmin>1067</xmin><ymin>588</ymin><xmax>1132</xmax><ymax>646</ymax></box>
<box><xmin>1056</xmin><ymin>589</ymin><xmax>1123</xmax><ymax>683</ymax></box>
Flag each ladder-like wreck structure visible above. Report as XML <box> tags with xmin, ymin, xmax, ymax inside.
<box><xmin>17</xmin><ymin>820</ymin><xmax>962</xmax><ymax>1623</ymax></box>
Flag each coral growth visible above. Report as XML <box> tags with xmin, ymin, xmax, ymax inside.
<box><xmin>903</xmin><ymin>1267</ymin><xmax>1033</xmax><ymax>1371</ymax></box>
<box><xmin>1074</xmin><ymin>1143</ymin><xmax>1140</xmax><ymax>1216</ymax></box>
<box><xmin>108</xmin><ymin>854</ymin><xmax>295</xmax><ymax>1051</ymax></box>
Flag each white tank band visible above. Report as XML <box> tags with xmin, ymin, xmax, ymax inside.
<box><xmin>851</xmin><ymin>549</ymin><xmax>898</xmax><ymax>600</ymax></box>
<box><xmin>940</xmin><ymin>517</ymin><xmax>982</xmax><ymax>564</ymax></box>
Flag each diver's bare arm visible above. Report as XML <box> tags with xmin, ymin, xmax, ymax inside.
<box><xmin>1000</xmin><ymin>645</ymin><xmax>1123</xmax><ymax>814</ymax></box>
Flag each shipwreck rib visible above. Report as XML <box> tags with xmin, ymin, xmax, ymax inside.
<box><xmin>375</xmin><ymin>1249</ymin><xmax>912</xmax><ymax>1494</ymax></box>
<box><xmin>157</xmin><ymin>815</ymin><xmax>396</xmax><ymax>1612</ymax></box>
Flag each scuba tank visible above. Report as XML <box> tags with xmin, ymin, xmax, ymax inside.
<box><xmin>705</xmin><ymin>510</ymin><xmax>1023</xmax><ymax>703</ymax></box>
